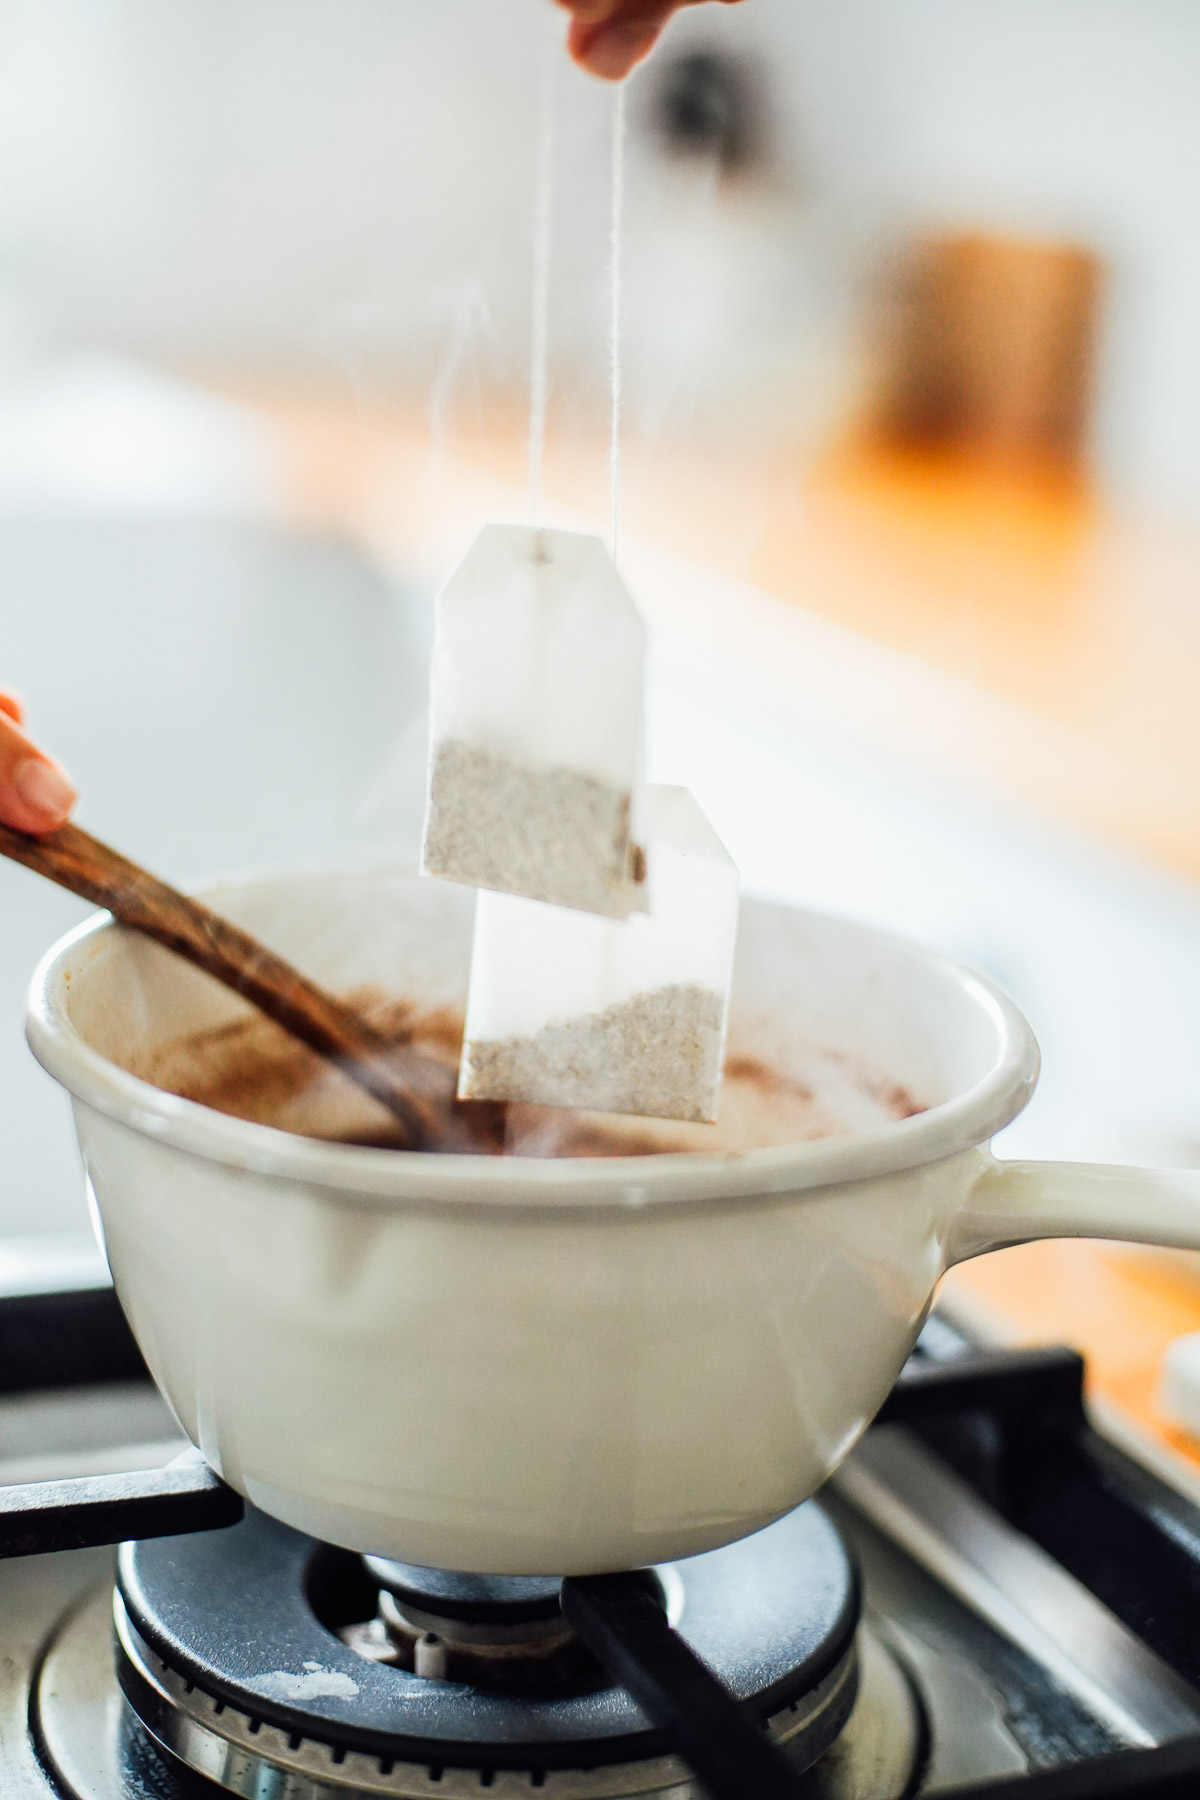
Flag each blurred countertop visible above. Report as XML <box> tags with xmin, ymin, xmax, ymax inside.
<box><xmin>231</xmin><ymin>382</ymin><xmax>1200</xmax><ymax>886</ymax></box>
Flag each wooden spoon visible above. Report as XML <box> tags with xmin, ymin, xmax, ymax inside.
<box><xmin>0</xmin><ymin>820</ymin><xmax>434</xmax><ymax>1149</ymax></box>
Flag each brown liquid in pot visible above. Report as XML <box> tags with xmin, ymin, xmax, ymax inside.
<box><xmin>135</xmin><ymin>990</ymin><xmax>924</xmax><ymax>1159</ymax></box>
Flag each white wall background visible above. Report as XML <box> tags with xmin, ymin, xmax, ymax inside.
<box><xmin>1</xmin><ymin>0</ymin><xmax>1199</xmax><ymax>513</ymax></box>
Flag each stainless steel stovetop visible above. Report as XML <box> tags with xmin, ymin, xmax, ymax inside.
<box><xmin>5</xmin><ymin>1244</ymin><xmax>1200</xmax><ymax>1799</ymax></box>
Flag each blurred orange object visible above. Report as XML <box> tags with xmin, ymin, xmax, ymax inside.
<box><xmin>877</xmin><ymin>231</ymin><xmax>1103</xmax><ymax>476</ymax></box>
<box><xmin>944</xmin><ymin>1241</ymin><xmax>1200</xmax><ymax>1481</ymax></box>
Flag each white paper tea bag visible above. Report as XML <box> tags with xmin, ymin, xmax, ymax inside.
<box><xmin>422</xmin><ymin>523</ymin><xmax>646</xmax><ymax>919</ymax></box>
<box><xmin>459</xmin><ymin>785</ymin><xmax>739</xmax><ymax>1123</ymax></box>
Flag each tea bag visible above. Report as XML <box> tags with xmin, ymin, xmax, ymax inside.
<box><xmin>459</xmin><ymin>785</ymin><xmax>739</xmax><ymax>1123</ymax></box>
<box><xmin>422</xmin><ymin>523</ymin><xmax>646</xmax><ymax>919</ymax></box>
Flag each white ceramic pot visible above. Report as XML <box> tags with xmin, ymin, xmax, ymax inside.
<box><xmin>26</xmin><ymin>871</ymin><xmax>1200</xmax><ymax>1576</ymax></box>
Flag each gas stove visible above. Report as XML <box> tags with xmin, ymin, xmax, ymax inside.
<box><xmin>5</xmin><ymin>1244</ymin><xmax>1200</xmax><ymax>1798</ymax></box>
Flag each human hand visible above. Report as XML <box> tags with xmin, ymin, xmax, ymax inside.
<box><xmin>0</xmin><ymin>692</ymin><xmax>77</xmax><ymax>835</ymax></box>
<box><xmin>558</xmin><ymin>0</ymin><xmax>745</xmax><ymax>81</ymax></box>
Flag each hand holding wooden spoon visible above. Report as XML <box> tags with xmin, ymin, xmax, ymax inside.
<box><xmin>0</xmin><ymin>699</ymin><xmax>443</xmax><ymax>1147</ymax></box>
<box><xmin>0</xmin><ymin>817</ymin><xmax>445</xmax><ymax>1149</ymax></box>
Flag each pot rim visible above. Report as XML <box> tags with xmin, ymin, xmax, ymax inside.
<box><xmin>25</xmin><ymin>895</ymin><xmax>1039</xmax><ymax>1210</ymax></box>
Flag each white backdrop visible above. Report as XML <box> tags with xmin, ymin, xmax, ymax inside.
<box><xmin>2</xmin><ymin>0</ymin><xmax>1200</xmax><ymax>514</ymax></box>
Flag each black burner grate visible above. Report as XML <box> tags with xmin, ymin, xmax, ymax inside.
<box><xmin>114</xmin><ymin>1498</ymin><xmax>858</xmax><ymax>1777</ymax></box>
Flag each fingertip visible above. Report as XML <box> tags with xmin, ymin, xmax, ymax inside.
<box><xmin>569</xmin><ymin>19</ymin><xmax>662</xmax><ymax>79</ymax></box>
<box><xmin>10</xmin><ymin>758</ymin><xmax>77</xmax><ymax>834</ymax></box>
<box><xmin>0</xmin><ymin>691</ymin><xmax>25</xmax><ymax>725</ymax></box>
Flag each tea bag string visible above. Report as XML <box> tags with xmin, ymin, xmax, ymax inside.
<box><xmin>527</xmin><ymin>50</ymin><xmax>627</xmax><ymax>565</ymax></box>
<box><xmin>608</xmin><ymin>82</ymin><xmax>626</xmax><ymax>564</ymax></box>
<box><xmin>528</xmin><ymin>17</ymin><xmax>556</xmax><ymax>531</ymax></box>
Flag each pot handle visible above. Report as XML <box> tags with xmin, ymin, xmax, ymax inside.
<box><xmin>949</xmin><ymin>1155</ymin><xmax>1200</xmax><ymax>1266</ymax></box>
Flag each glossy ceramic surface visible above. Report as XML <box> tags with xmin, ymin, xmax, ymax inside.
<box><xmin>27</xmin><ymin>872</ymin><xmax>1200</xmax><ymax>1573</ymax></box>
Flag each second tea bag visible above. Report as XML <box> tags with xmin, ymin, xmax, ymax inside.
<box><xmin>459</xmin><ymin>786</ymin><xmax>739</xmax><ymax>1124</ymax></box>
<box><xmin>422</xmin><ymin>523</ymin><xmax>646</xmax><ymax>919</ymax></box>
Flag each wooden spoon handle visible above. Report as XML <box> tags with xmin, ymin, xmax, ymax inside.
<box><xmin>0</xmin><ymin>821</ymin><xmax>431</xmax><ymax>1148</ymax></box>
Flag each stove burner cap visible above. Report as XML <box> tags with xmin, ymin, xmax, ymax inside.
<box><xmin>363</xmin><ymin>1559</ymin><xmax>564</xmax><ymax>1624</ymax></box>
